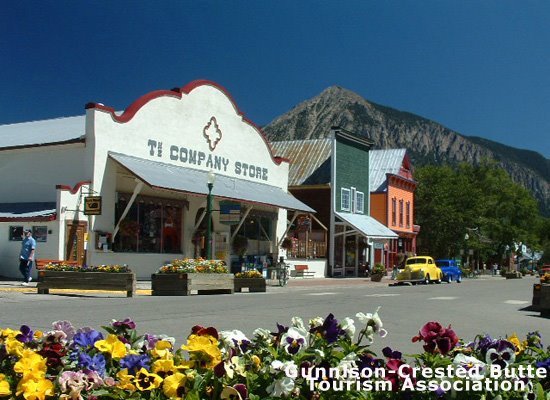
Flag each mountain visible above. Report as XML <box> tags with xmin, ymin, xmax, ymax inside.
<box><xmin>262</xmin><ymin>86</ymin><xmax>550</xmax><ymax>216</ymax></box>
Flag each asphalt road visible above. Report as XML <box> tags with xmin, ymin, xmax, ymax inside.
<box><xmin>0</xmin><ymin>275</ymin><xmax>546</xmax><ymax>356</ymax></box>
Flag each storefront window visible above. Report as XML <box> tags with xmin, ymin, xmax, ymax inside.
<box><xmin>114</xmin><ymin>194</ymin><xmax>182</xmax><ymax>253</ymax></box>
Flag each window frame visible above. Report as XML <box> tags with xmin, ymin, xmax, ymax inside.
<box><xmin>341</xmin><ymin>188</ymin><xmax>351</xmax><ymax>211</ymax></box>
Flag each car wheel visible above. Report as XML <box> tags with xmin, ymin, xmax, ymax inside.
<box><xmin>456</xmin><ymin>275</ymin><xmax>462</xmax><ymax>283</ymax></box>
<box><xmin>424</xmin><ymin>274</ymin><xmax>430</xmax><ymax>285</ymax></box>
<box><xmin>447</xmin><ymin>274</ymin><xmax>453</xmax><ymax>283</ymax></box>
<box><xmin>436</xmin><ymin>276</ymin><xmax>442</xmax><ymax>284</ymax></box>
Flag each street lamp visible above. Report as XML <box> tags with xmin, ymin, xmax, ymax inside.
<box><xmin>206</xmin><ymin>170</ymin><xmax>216</xmax><ymax>259</ymax></box>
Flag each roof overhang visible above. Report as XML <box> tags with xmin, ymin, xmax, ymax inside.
<box><xmin>335</xmin><ymin>211</ymin><xmax>398</xmax><ymax>240</ymax></box>
<box><xmin>109</xmin><ymin>152</ymin><xmax>315</xmax><ymax>213</ymax></box>
<box><xmin>0</xmin><ymin>202</ymin><xmax>57</xmax><ymax>222</ymax></box>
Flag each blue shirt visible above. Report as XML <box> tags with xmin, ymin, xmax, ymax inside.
<box><xmin>20</xmin><ymin>237</ymin><xmax>36</xmax><ymax>260</ymax></box>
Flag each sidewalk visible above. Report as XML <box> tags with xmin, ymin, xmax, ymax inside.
<box><xmin>0</xmin><ymin>274</ymin><xmax>504</xmax><ymax>295</ymax></box>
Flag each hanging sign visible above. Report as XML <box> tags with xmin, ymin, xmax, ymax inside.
<box><xmin>84</xmin><ymin>196</ymin><xmax>102</xmax><ymax>215</ymax></box>
<box><xmin>219</xmin><ymin>201</ymin><xmax>241</xmax><ymax>225</ymax></box>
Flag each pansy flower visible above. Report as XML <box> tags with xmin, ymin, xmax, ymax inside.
<box><xmin>280</xmin><ymin>327</ymin><xmax>308</xmax><ymax>355</ymax></box>
<box><xmin>181</xmin><ymin>333</ymin><xmax>222</xmax><ymax>369</ymax></box>
<box><xmin>0</xmin><ymin>373</ymin><xmax>11</xmax><ymax>396</ymax></box>
<box><xmin>356</xmin><ymin>307</ymin><xmax>387</xmax><ymax>343</ymax></box>
<box><xmin>310</xmin><ymin>313</ymin><xmax>345</xmax><ymax>344</ymax></box>
<box><xmin>112</xmin><ymin>318</ymin><xmax>136</xmax><ymax>331</ymax></box>
<box><xmin>220</xmin><ymin>330</ymin><xmax>251</xmax><ymax>354</ymax></box>
<box><xmin>134</xmin><ymin>367</ymin><xmax>163</xmax><ymax>391</ymax></box>
<box><xmin>221</xmin><ymin>384</ymin><xmax>248</xmax><ymax>400</ymax></box>
<box><xmin>485</xmin><ymin>340</ymin><xmax>516</xmax><ymax>368</ymax></box>
<box><xmin>162</xmin><ymin>372</ymin><xmax>187</xmax><ymax>400</ymax></box>
<box><xmin>73</xmin><ymin>330</ymin><xmax>103</xmax><ymax>349</ymax></box>
<box><xmin>15</xmin><ymin>377</ymin><xmax>54</xmax><ymax>400</ymax></box>
<box><xmin>16</xmin><ymin>325</ymin><xmax>34</xmax><ymax>343</ymax></box>
<box><xmin>412</xmin><ymin>321</ymin><xmax>458</xmax><ymax>355</ymax></box>
<box><xmin>52</xmin><ymin>320</ymin><xmax>76</xmax><ymax>341</ymax></box>
<box><xmin>94</xmin><ymin>334</ymin><xmax>127</xmax><ymax>359</ymax></box>
<box><xmin>120</xmin><ymin>354</ymin><xmax>151</xmax><ymax>375</ymax></box>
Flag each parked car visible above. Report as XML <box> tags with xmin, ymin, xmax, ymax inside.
<box><xmin>435</xmin><ymin>259</ymin><xmax>462</xmax><ymax>283</ymax></box>
<box><xmin>396</xmin><ymin>256</ymin><xmax>443</xmax><ymax>284</ymax></box>
<box><xmin>539</xmin><ymin>265</ymin><xmax>550</xmax><ymax>277</ymax></box>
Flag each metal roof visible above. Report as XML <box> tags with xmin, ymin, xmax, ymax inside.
<box><xmin>369</xmin><ymin>149</ymin><xmax>407</xmax><ymax>192</ymax></box>
<box><xmin>109</xmin><ymin>152</ymin><xmax>315</xmax><ymax>213</ymax></box>
<box><xmin>0</xmin><ymin>115</ymin><xmax>85</xmax><ymax>150</ymax></box>
<box><xmin>271</xmin><ymin>139</ymin><xmax>332</xmax><ymax>186</ymax></box>
<box><xmin>335</xmin><ymin>211</ymin><xmax>399</xmax><ymax>239</ymax></box>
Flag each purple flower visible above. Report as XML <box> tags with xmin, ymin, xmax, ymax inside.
<box><xmin>485</xmin><ymin>340</ymin><xmax>516</xmax><ymax>368</ymax></box>
<box><xmin>475</xmin><ymin>334</ymin><xmax>494</xmax><ymax>354</ymax></box>
<box><xmin>73</xmin><ymin>330</ymin><xmax>104</xmax><ymax>349</ymax></box>
<box><xmin>112</xmin><ymin>318</ymin><xmax>136</xmax><ymax>330</ymax></box>
<box><xmin>536</xmin><ymin>357</ymin><xmax>550</xmax><ymax>371</ymax></box>
<box><xmin>52</xmin><ymin>320</ymin><xmax>76</xmax><ymax>341</ymax></box>
<box><xmin>357</xmin><ymin>354</ymin><xmax>383</xmax><ymax>374</ymax></box>
<box><xmin>16</xmin><ymin>325</ymin><xmax>34</xmax><ymax>343</ymax></box>
<box><xmin>382</xmin><ymin>346</ymin><xmax>402</xmax><ymax>360</ymax></box>
<box><xmin>234</xmin><ymin>384</ymin><xmax>248</xmax><ymax>400</ymax></box>
<box><xmin>78</xmin><ymin>352</ymin><xmax>106</xmax><ymax>376</ymax></box>
<box><xmin>120</xmin><ymin>354</ymin><xmax>150</xmax><ymax>375</ymax></box>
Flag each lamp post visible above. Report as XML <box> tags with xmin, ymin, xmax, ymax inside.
<box><xmin>206</xmin><ymin>170</ymin><xmax>216</xmax><ymax>260</ymax></box>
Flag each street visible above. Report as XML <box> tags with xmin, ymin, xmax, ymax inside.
<box><xmin>0</xmin><ymin>275</ymin><xmax>547</xmax><ymax>355</ymax></box>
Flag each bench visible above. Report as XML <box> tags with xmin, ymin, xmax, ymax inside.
<box><xmin>294</xmin><ymin>264</ymin><xmax>315</xmax><ymax>278</ymax></box>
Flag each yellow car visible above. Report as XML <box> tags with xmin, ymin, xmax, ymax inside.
<box><xmin>396</xmin><ymin>256</ymin><xmax>443</xmax><ymax>284</ymax></box>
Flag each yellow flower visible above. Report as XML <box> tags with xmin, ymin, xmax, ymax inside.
<box><xmin>162</xmin><ymin>372</ymin><xmax>187</xmax><ymax>400</ymax></box>
<box><xmin>94</xmin><ymin>334</ymin><xmax>127</xmax><ymax>359</ymax></box>
<box><xmin>5</xmin><ymin>336</ymin><xmax>24</xmax><ymax>357</ymax></box>
<box><xmin>116</xmin><ymin>369</ymin><xmax>136</xmax><ymax>391</ymax></box>
<box><xmin>221</xmin><ymin>386</ymin><xmax>243</xmax><ymax>400</ymax></box>
<box><xmin>181</xmin><ymin>334</ymin><xmax>222</xmax><ymax>369</ymax></box>
<box><xmin>251</xmin><ymin>355</ymin><xmax>261</xmax><ymax>370</ymax></box>
<box><xmin>14</xmin><ymin>351</ymin><xmax>47</xmax><ymax>380</ymax></box>
<box><xmin>507</xmin><ymin>333</ymin><xmax>527</xmax><ymax>355</ymax></box>
<box><xmin>134</xmin><ymin>368</ymin><xmax>163</xmax><ymax>391</ymax></box>
<box><xmin>15</xmin><ymin>377</ymin><xmax>54</xmax><ymax>400</ymax></box>
<box><xmin>0</xmin><ymin>374</ymin><xmax>11</xmax><ymax>396</ymax></box>
<box><xmin>151</xmin><ymin>340</ymin><xmax>173</xmax><ymax>359</ymax></box>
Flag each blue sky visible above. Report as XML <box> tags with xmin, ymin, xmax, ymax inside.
<box><xmin>2</xmin><ymin>1</ymin><xmax>549</xmax><ymax>158</ymax></box>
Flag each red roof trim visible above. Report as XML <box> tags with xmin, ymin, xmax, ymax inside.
<box><xmin>0</xmin><ymin>214</ymin><xmax>56</xmax><ymax>222</ymax></box>
<box><xmin>56</xmin><ymin>180</ymin><xmax>92</xmax><ymax>194</ymax></box>
<box><xmin>85</xmin><ymin>80</ymin><xmax>285</xmax><ymax>166</ymax></box>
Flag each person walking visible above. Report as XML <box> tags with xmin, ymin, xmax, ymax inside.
<box><xmin>19</xmin><ymin>228</ymin><xmax>36</xmax><ymax>285</ymax></box>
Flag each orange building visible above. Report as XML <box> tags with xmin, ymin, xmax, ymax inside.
<box><xmin>369</xmin><ymin>149</ymin><xmax>418</xmax><ymax>268</ymax></box>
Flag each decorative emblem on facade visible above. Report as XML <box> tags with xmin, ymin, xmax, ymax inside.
<box><xmin>203</xmin><ymin>116</ymin><xmax>222</xmax><ymax>151</ymax></box>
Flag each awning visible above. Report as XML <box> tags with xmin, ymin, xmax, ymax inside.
<box><xmin>0</xmin><ymin>202</ymin><xmax>57</xmax><ymax>221</ymax></box>
<box><xmin>335</xmin><ymin>211</ymin><xmax>398</xmax><ymax>240</ymax></box>
<box><xmin>109</xmin><ymin>152</ymin><xmax>315</xmax><ymax>213</ymax></box>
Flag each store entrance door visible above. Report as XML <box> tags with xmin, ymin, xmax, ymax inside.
<box><xmin>66</xmin><ymin>221</ymin><xmax>87</xmax><ymax>264</ymax></box>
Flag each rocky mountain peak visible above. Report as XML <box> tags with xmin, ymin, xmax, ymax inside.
<box><xmin>262</xmin><ymin>86</ymin><xmax>550</xmax><ymax>215</ymax></box>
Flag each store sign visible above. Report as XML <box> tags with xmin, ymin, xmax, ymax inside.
<box><xmin>373</xmin><ymin>242</ymin><xmax>384</xmax><ymax>250</ymax></box>
<box><xmin>219</xmin><ymin>201</ymin><xmax>241</xmax><ymax>225</ymax></box>
<box><xmin>84</xmin><ymin>196</ymin><xmax>102</xmax><ymax>215</ymax></box>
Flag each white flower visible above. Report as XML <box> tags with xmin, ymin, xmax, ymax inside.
<box><xmin>253</xmin><ymin>327</ymin><xmax>272</xmax><ymax>342</ymax></box>
<box><xmin>452</xmin><ymin>354</ymin><xmax>486</xmax><ymax>380</ymax></box>
<box><xmin>220</xmin><ymin>329</ymin><xmax>250</xmax><ymax>353</ymax></box>
<box><xmin>340</xmin><ymin>317</ymin><xmax>356</xmax><ymax>338</ymax></box>
<box><xmin>309</xmin><ymin>316</ymin><xmax>324</xmax><ymax>328</ymax></box>
<box><xmin>270</xmin><ymin>360</ymin><xmax>297</xmax><ymax>376</ymax></box>
<box><xmin>280</xmin><ymin>327</ymin><xmax>308</xmax><ymax>355</ymax></box>
<box><xmin>291</xmin><ymin>316</ymin><xmax>306</xmax><ymax>330</ymax></box>
<box><xmin>267</xmin><ymin>377</ymin><xmax>295</xmax><ymax>397</ymax></box>
<box><xmin>335</xmin><ymin>352</ymin><xmax>358</xmax><ymax>380</ymax></box>
<box><xmin>224</xmin><ymin>355</ymin><xmax>247</xmax><ymax>379</ymax></box>
<box><xmin>356</xmin><ymin>307</ymin><xmax>387</xmax><ymax>343</ymax></box>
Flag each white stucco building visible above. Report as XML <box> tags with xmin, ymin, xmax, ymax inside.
<box><xmin>0</xmin><ymin>80</ymin><xmax>314</xmax><ymax>279</ymax></box>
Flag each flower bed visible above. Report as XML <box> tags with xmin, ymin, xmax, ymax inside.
<box><xmin>234</xmin><ymin>270</ymin><xmax>266</xmax><ymax>293</ymax></box>
<box><xmin>1</xmin><ymin>312</ymin><xmax>548</xmax><ymax>399</ymax></box>
<box><xmin>37</xmin><ymin>264</ymin><xmax>136</xmax><ymax>297</ymax></box>
<box><xmin>152</xmin><ymin>258</ymin><xmax>233</xmax><ymax>296</ymax></box>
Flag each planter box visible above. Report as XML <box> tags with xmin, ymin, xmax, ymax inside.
<box><xmin>151</xmin><ymin>273</ymin><xmax>234</xmax><ymax>296</ymax></box>
<box><xmin>532</xmin><ymin>283</ymin><xmax>550</xmax><ymax>317</ymax></box>
<box><xmin>370</xmin><ymin>274</ymin><xmax>384</xmax><ymax>282</ymax></box>
<box><xmin>37</xmin><ymin>271</ymin><xmax>136</xmax><ymax>297</ymax></box>
<box><xmin>234</xmin><ymin>278</ymin><xmax>266</xmax><ymax>293</ymax></box>
<box><xmin>505</xmin><ymin>272</ymin><xmax>522</xmax><ymax>279</ymax></box>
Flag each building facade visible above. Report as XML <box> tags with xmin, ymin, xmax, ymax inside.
<box><xmin>0</xmin><ymin>80</ymin><xmax>313</xmax><ymax>279</ymax></box>
<box><xmin>369</xmin><ymin>149</ymin><xmax>418</xmax><ymax>268</ymax></box>
<box><xmin>272</xmin><ymin>129</ymin><xmax>398</xmax><ymax>277</ymax></box>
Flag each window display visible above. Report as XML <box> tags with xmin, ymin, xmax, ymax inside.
<box><xmin>114</xmin><ymin>194</ymin><xmax>183</xmax><ymax>253</ymax></box>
